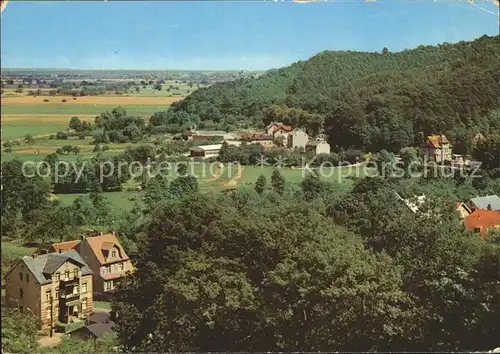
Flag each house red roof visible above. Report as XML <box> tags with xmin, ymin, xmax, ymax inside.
<box><xmin>464</xmin><ymin>209</ymin><xmax>500</xmax><ymax>237</ymax></box>
<box><xmin>84</xmin><ymin>233</ymin><xmax>130</xmax><ymax>265</ymax></box>
<box><xmin>241</xmin><ymin>132</ymin><xmax>274</xmax><ymax>141</ymax></box>
<box><xmin>268</xmin><ymin>122</ymin><xmax>293</xmax><ymax>135</ymax></box>
<box><xmin>424</xmin><ymin>134</ymin><xmax>450</xmax><ymax>149</ymax></box>
<box><xmin>50</xmin><ymin>240</ymin><xmax>81</xmax><ymax>253</ymax></box>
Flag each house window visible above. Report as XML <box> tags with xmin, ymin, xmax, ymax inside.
<box><xmin>55</xmin><ymin>288</ymin><xmax>59</xmax><ymax>298</ymax></box>
<box><xmin>46</xmin><ymin>307</ymin><xmax>51</xmax><ymax>319</ymax></box>
<box><xmin>111</xmin><ymin>250</ymin><xmax>117</xmax><ymax>258</ymax></box>
<box><xmin>73</xmin><ymin>268</ymin><xmax>78</xmax><ymax>278</ymax></box>
<box><xmin>46</xmin><ymin>290</ymin><xmax>51</xmax><ymax>301</ymax></box>
<box><xmin>19</xmin><ymin>288</ymin><xmax>23</xmax><ymax>299</ymax></box>
<box><xmin>65</xmin><ymin>270</ymin><xmax>70</xmax><ymax>280</ymax></box>
<box><xmin>81</xmin><ymin>283</ymin><xmax>87</xmax><ymax>293</ymax></box>
<box><xmin>72</xmin><ymin>286</ymin><xmax>78</xmax><ymax>295</ymax></box>
<box><xmin>25</xmin><ymin>274</ymin><xmax>29</xmax><ymax>282</ymax></box>
<box><xmin>106</xmin><ymin>265</ymin><xmax>111</xmax><ymax>274</ymax></box>
<box><xmin>474</xmin><ymin>227</ymin><xmax>481</xmax><ymax>233</ymax></box>
<box><xmin>82</xmin><ymin>299</ymin><xmax>87</xmax><ymax>310</ymax></box>
<box><xmin>55</xmin><ymin>272</ymin><xmax>60</xmax><ymax>281</ymax></box>
<box><xmin>118</xmin><ymin>263</ymin><xmax>124</xmax><ymax>271</ymax></box>
<box><xmin>105</xmin><ymin>280</ymin><xmax>114</xmax><ymax>291</ymax></box>
<box><xmin>19</xmin><ymin>272</ymin><xmax>23</xmax><ymax>281</ymax></box>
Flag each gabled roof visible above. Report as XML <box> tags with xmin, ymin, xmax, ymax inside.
<box><xmin>50</xmin><ymin>240</ymin><xmax>81</xmax><ymax>253</ymax></box>
<box><xmin>86</xmin><ymin>322</ymin><xmax>115</xmax><ymax>338</ymax></box>
<box><xmin>469</xmin><ymin>195</ymin><xmax>500</xmax><ymax>211</ymax></box>
<box><xmin>424</xmin><ymin>134</ymin><xmax>450</xmax><ymax>149</ymax></box>
<box><xmin>464</xmin><ymin>209</ymin><xmax>500</xmax><ymax>236</ymax></box>
<box><xmin>88</xmin><ymin>311</ymin><xmax>111</xmax><ymax>324</ymax></box>
<box><xmin>193</xmin><ymin>130</ymin><xmax>228</xmax><ymax>136</ymax></box>
<box><xmin>15</xmin><ymin>250</ymin><xmax>93</xmax><ymax>285</ymax></box>
<box><xmin>455</xmin><ymin>202</ymin><xmax>472</xmax><ymax>213</ymax></box>
<box><xmin>268</xmin><ymin>122</ymin><xmax>293</xmax><ymax>134</ymax></box>
<box><xmin>83</xmin><ymin>233</ymin><xmax>130</xmax><ymax>265</ymax></box>
<box><xmin>306</xmin><ymin>139</ymin><xmax>328</xmax><ymax>147</ymax></box>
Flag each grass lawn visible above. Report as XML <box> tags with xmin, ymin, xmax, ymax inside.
<box><xmin>2</xmin><ymin>124</ymin><xmax>70</xmax><ymax>140</ymax></box>
<box><xmin>1</xmin><ymin>241</ymin><xmax>37</xmax><ymax>259</ymax></box>
<box><xmin>240</xmin><ymin>165</ymin><xmax>374</xmax><ymax>185</ymax></box>
<box><xmin>93</xmin><ymin>301</ymin><xmax>112</xmax><ymax>310</ymax></box>
<box><xmin>57</xmin><ymin>191</ymin><xmax>142</xmax><ymax>212</ymax></box>
<box><xmin>1</xmin><ymin>104</ymin><xmax>168</xmax><ymax>116</ymax></box>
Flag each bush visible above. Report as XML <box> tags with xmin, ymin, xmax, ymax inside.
<box><xmin>61</xmin><ymin>99</ymin><xmax>67</xmax><ymax>103</ymax></box>
<box><xmin>102</xmin><ymin>145</ymin><xmax>110</xmax><ymax>151</ymax></box>
<box><xmin>73</xmin><ymin>97</ymin><xmax>77</xmax><ymax>100</ymax></box>
<box><xmin>43</xmin><ymin>99</ymin><xmax>50</xmax><ymax>102</ymax></box>
<box><xmin>56</xmin><ymin>131</ymin><xmax>68</xmax><ymax>140</ymax></box>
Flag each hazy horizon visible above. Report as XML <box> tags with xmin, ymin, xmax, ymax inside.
<box><xmin>1</xmin><ymin>1</ymin><xmax>498</xmax><ymax>71</ymax></box>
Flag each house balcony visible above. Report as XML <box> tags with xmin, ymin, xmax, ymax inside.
<box><xmin>59</xmin><ymin>275</ymin><xmax>79</xmax><ymax>286</ymax></box>
<box><xmin>59</xmin><ymin>292</ymin><xmax>80</xmax><ymax>305</ymax></box>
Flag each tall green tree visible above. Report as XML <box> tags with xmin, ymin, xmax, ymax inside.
<box><xmin>271</xmin><ymin>169</ymin><xmax>285</xmax><ymax>195</ymax></box>
<box><xmin>254</xmin><ymin>174</ymin><xmax>267</xmax><ymax>195</ymax></box>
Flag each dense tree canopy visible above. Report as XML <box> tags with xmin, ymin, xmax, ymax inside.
<box><xmin>155</xmin><ymin>35</ymin><xmax>499</xmax><ymax>151</ymax></box>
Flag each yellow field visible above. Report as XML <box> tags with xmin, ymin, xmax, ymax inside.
<box><xmin>1</xmin><ymin>114</ymin><xmax>96</xmax><ymax>123</ymax></box>
<box><xmin>1</xmin><ymin>95</ymin><xmax>183</xmax><ymax>106</ymax></box>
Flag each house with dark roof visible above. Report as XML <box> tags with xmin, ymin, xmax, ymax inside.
<box><xmin>305</xmin><ymin>139</ymin><xmax>331</xmax><ymax>155</ymax></box>
<box><xmin>467</xmin><ymin>195</ymin><xmax>500</xmax><ymax>212</ymax></box>
<box><xmin>70</xmin><ymin>321</ymin><xmax>115</xmax><ymax>340</ymax></box>
<box><xmin>4</xmin><ymin>250</ymin><xmax>94</xmax><ymax>328</ymax></box>
<box><xmin>75</xmin><ymin>233</ymin><xmax>134</xmax><ymax>295</ymax></box>
<box><xmin>420</xmin><ymin>134</ymin><xmax>452</xmax><ymax>163</ymax></box>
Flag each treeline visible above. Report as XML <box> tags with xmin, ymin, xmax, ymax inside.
<box><xmin>111</xmin><ymin>171</ymin><xmax>500</xmax><ymax>352</ymax></box>
<box><xmin>154</xmin><ymin>35</ymin><xmax>500</xmax><ymax>152</ymax></box>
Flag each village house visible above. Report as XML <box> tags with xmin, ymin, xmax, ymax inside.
<box><xmin>305</xmin><ymin>139</ymin><xmax>331</xmax><ymax>155</ymax></box>
<box><xmin>266</xmin><ymin>122</ymin><xmax>293</xmax><ymax>139</ymax></box>
<box><xmin>455</xmin><ymin>202</ymin><xmax>472</xmax><ymax>219</ymax></box>
<box><xmin>464</xmin><ymin>209</ymin><xmax>500</xmax><ymax>237</ymax></box>
<box><xmin>51</xmin><ymin>233</ymin><xmax>134</xmax><ymax>296</ymax></box>
<box><xmin>287</xmin><ymin>128</ymin><xmax>309</xmax><ymax>150</ymax></box>
<box><xmin>4</xmin><ymin>250</ymin><xmax>94</xmax><ymax>329</ymax></box>
<box><xmin>240</xmin><ymin>132</ymin><xmax>274</xmax><ymax>143</ymax></box>
<box><xmin>188</xmin><ymin>130</ymin><xmax>238</xmax><ymax>141</ymax></box>
<box><xmin>420</xmin><ymin>134</ymin><xmax>452</xmax><ymax>163</ymax></box>
<box><xmin>69</xmin><ymin>312</ymin><xmax>115</xmax><ymax>340</ymax></box>
<box><xmin>189</xmin><ymin>141</ymin><xmax>241</xmax><ymax>158</ymax></box>
<box><xmin>467</xmin><ymin>195</ymin><xmax>500</xmax><ymax>212</ymax></box>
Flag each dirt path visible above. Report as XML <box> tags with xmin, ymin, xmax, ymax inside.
<box><xmin>209</xmin><ymin>163</ymin><xmax>223</xmax><ymax>181</ymax></box>
<box><xmin>38</xmin><ymin>332</ymin><xmax>63</xmax><ymax>348</ymax></box>
<box><xmin>224</xmin><ymin>165</ymin><xmax>244</xmax><ymax>187</ymax></box>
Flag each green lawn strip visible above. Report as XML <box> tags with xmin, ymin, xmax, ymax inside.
<box><xmin>93</xmin><ymin>301</ymin><xmax>112</xmax><ymax>310</ymax></box>
<box><xmin>56</xmin><ymin>191</ymin><xmax>142</xmax><ymax>212</ymax></box>
<box><xmin>1</xmin><ymin>104</ymin><xmax>167</xmax><ymax>116</ymax></box>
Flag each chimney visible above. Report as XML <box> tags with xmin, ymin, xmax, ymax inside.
<box><xmin>32</xmin><ymin>254</ymin><xmax>36</xmax><ymax>259</ymax></box>
<box><xmin>100</xmin><ymin>232</ymin><xmax>104</xmax><ymax>236</ymax></box>
<box><xmin>112</xmin><ymin>231</ymin><xmax>116</xmax><ymax>236</ymax></box>
<box><xmin>80</xmin><ymin>235</ymin><xmax>86</xmax><ymax>241</ymax></box>
<box><xmin>58</xmin><ymin>249</ymin><xmax>62</xmax><ymax>254</ymax></box>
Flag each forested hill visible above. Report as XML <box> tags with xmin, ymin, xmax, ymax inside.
<box><xmin>159</xmin><ymin>35</ymin><xmax>500</xmax><ymax>153</ymax></box>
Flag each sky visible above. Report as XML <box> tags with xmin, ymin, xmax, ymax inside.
<box><xmin>1</xmin><ymin>0</ymin><xmax>498</xmax><ymax>70</ymax></box>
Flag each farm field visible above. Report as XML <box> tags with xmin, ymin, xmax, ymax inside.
<box><xmin>1</xmin><ymin>104</ymin><xmax>169</xmax><ymax>116</ymax></box>
<box><xmin>1</xmin><ymin>114</ymin><xmax>95</xmax><ymax>140</ymax></box>
<box><xmin>1</xmin><ymin>95</ymin><xmax>181</xmax><ymax>106</ymax></box>
<box><xmin>1</xmin><ymin>137</ymin><xmax>128</xmax><ymax>161</ymax></box>
<box><xmin>1</xmin><ymin>93</ymin><xmax>181</xmax><ymax>138</ymax></box>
